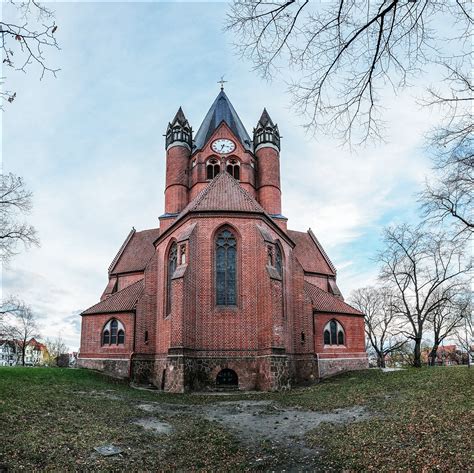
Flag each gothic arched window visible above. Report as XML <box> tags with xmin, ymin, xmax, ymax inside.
<box><xmin>166</xmin><ymin>242</ymin><xmax>178</xmax><ymax>315</ymax></box>
<box><xmin>207</xmin><ymin>158</ymin><xmax>220</xmax><ymax>180</ymax></box>
<box><xmin>215</xmin><ymin>229</ymin><xmax>237</xmax><ymax>306</ymax></box>
<box><xmin>226</xmin><ymin>158</ymin><xmax>240</xmax><ymax>180</ymax></box>
<box><xmin>275</xmin><ymin>244</ymin><xmax>283</xmax><ymax>277</ymax></box>
<box><xmin>102</xmin><ymin>319</ymin><xmax>125</xmax><ymax>346</ymax></box>
<box><xmin>110</xmin><ymin>319</ymin><xmax>118</xmax><ymax>344</ymax></box>
<box><xmin>323</xmin><ymin>320</ymin><xmax>345</xmax><ymax>346</ymax></box>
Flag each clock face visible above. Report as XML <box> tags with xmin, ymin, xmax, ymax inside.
<box><xmin>211</xmin><ymin>139</ymin><xmax>235</xmax><ymax>154</ymax></box>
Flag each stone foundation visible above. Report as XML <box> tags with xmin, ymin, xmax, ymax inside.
<box><xmin>83</xmin><ymin>354</ymin><xmax>369</xmax><ymax>390</ymax></box>
<box><xmin>292</xmin><ymin>354</ymin><xmax>319</xmax><ymax>386</ymax></box>
<box><xmin>131</xmin><ymin>353</ymin><xmax>291</xmax><ymax>392</ymax></box>
<box><xmin>318</xmin><ymin>356</ymin><xmax>369</xmax><ymax>378</ymax></box>
<box><xmin>77</xmin><ymin>357</ymin><xmax>130</xmax><ymax>378</ymax></box>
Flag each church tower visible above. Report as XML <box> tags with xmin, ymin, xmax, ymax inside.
<box><xmin>164</xmin><ymin>107</ymin><xmax>192</xmax><ymax>215</ymax></box>
<box><xmin>254</xmin><ymin>109</ymin><xmax>282</xmax><ymax>216</ymax></box>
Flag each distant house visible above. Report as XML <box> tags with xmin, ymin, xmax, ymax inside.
<box><xmin>422</xmin><ymin>345</ymin><xmax>462</xmax><ymax>366</ymax></box>
<box><xmin>0</xmin><ymin>340</ymin><xmax>18</xmax><ymax>366</ymax></box>
<box><xmin>24</xmin><ymin>338</ymin><xmax>49</xmax><ymax>366</ymax></box>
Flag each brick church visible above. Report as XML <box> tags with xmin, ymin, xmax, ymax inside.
<box><xmin>78</xmin><ymin>88</ymin><xmax>367</xmax><ymax>392</ymax></box>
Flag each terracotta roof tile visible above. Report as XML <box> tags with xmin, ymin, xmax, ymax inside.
<box><xmin>288</xmin><ymin>230</ymin><xmax>335</xmax><ymax>275</ymax></box>
<box><xmin>82</xmin><ymin>279</ymin><xmax>144</xmax><ymax>315</ymax></box>
<box><xmin>110</xmin><ymin>228</ymin><xmax>160</xmax><ymax>275</ymax></box>
<box><xmin>304</xmin><ymin>281</ymin><xmax>363</xmax><ymax>315</ymax></box>
<box><xmin>177</xmin><ymin>171</ymin><xmax>266</xmax><ymax>219</ymax></box>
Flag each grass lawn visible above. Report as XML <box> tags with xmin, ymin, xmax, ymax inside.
<box><xmin>0</xmin><ymin>366</ymin><xmax>472</xmax><ymax>471</ymax></box>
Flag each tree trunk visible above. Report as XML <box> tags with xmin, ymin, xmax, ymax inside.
<box><xmin>378</xmin><ymin>354</ymin><xmax>386</xmax><ymax>368</ymax></box>
<box><xmin>21</xmin><ymin>345</ymin><xmax>26</xmax><ymax>366</ymax></box>
<box><xmin>413</xmin><ymin>338</ymin><xmax>422</xmax><ymax>368</ymax></box>
<box><xmin>429</xmin><ymin>345</ymin><xmax>439</xmax><ymax>366</ymax></box>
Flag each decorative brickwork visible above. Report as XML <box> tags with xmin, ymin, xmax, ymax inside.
<box><xmin>78</xmin><ymin>89</ymin><xmax>368</xmax><ymax>391</ymax></box>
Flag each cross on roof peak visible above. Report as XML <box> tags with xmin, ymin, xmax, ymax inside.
<box><xmin>217</xmin><ymin>75</ymin><xmax>228</xmax><ymax>91</ymax></box>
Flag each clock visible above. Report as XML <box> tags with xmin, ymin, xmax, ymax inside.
<box><xmin>211</xmin><ymin>139</ymin><xmax>235</xmax><ymax>154</ymax></box>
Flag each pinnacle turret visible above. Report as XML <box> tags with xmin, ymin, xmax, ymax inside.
<box><xmin>254</xmin><ymin>108</ymin><xmax>280</xmax><ymax>150</ymax></box>
<box><xmin>166</xmin><ymin>107</ymin><xmax>193</xmax><ymax>149</ymax></box>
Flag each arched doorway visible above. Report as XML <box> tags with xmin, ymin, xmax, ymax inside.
<box><xmin>216</xmin><ymin>368</ymin><xmax>238</xmax><ymax>387</ymax></box>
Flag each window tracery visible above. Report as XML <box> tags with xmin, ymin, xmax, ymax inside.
<box><xmin>323</xmin><ymin>320</ymin><xmax>345</xmax><ymax>346</ymax></box>
<box><xmin>102</xmin><ymin>319</ymin><xmax>125</xmax><ymax>346</ymax></box>
<box><xmin>216</xmin><ymin>229</ymin><xmax>237</xmax><ymax>306</ymax></box>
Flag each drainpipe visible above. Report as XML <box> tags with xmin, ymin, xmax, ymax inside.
<box><xmin>128</xmin><ymin>310</ymin><xmax>137</xmax><ymax>380</ymax></box>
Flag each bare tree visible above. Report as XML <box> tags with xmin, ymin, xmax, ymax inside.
<box><xmin>454</xmin><ymin>298</ymin><xmax>473</xmax><ymax>368</ymax></box>
<box><xmin>420</xmin><ymin>63</ymin><xmax>473</xmax><ymax>234</ymax></box>
<box><xmin>2</xmin><ymin>298</ymin><xmax>39</xmax><ymax>366</ymax></box>
<box><xmin>0</xmin><ymin>172</ymin><xmax>39</xmax><ymax>264</ymax></box>
<box><xmin>378</xmin><ymin>224</ymin><xmax>471</xmax><ymax>367</ymax></box>
<box><xmin>45</xmin><ymin>334</ymin><xmax>69</xmax><ymax>366</ymax></box>
<box><xmin>427</xmin><ymin>291</ymin><xmax>469</xmax><ymax>366</ymax></box>
<box><xmin>350</xmin><ymin>286</ymin><xmax>406</xmax><ymax>368</ymax></box>
<box><xmin>227</xmin><ymin>1</ymin><xmax>471</xmax><ymax>144</ymax></box>
<box><xmin>1</xmin><ymin>0</ymin><xmax>59</xmax><ymax>105</ymax></box>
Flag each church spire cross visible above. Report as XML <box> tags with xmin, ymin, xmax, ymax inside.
<box><xmin>217</xmin><ymin>75</ymin><xmax>228</xmax><ymax>90</ymax></box>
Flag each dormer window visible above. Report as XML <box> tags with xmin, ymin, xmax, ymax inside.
<box><xmin>207</xmin><ymin>158</ymin><xmax>220</xmax><ymax>180</ymax></box>
<box><xmin>226</xmin><ymin>158</ymin><xmax>240</xmax><ymax>180</ymax></box>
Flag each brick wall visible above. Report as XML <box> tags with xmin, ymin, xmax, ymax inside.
<box><xmin>256</xmin><ymin>146</ymin><xmax>281</xmax><ymax>214</ymax></box>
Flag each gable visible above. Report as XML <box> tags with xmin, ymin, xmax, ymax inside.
<box><xmin>288</xmin><ymin>230</ymin><xmax>335</xmax><ymax>276</ymax></box>
<box><xmin>177</xmin><ymin>171</ymin><xmax>266</xmax><ymax>219</ymax></box>
<box><xmin>109</xmin><ymin>228</ymin><xmax>160</xmax><ymax>275</ymax></box>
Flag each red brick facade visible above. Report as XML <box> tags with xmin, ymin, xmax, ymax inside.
<box><xmin>78</xmin><ymin>90</ymin><xmax>367</xmax><ymax>391</ymax></box>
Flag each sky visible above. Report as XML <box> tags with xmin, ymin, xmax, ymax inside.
<box><xmin>1</xmin><ymin>1</ymin><xmax>446</xmax><ymax>350</ymax></box>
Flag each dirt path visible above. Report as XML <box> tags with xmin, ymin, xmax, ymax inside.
<box><xmin>136</xmin><ymin>399</ymin><xmax>370</xmax><ymax>471</ymax></box>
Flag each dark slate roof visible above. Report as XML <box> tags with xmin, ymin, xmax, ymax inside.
<box><xmin>304</xmin><ymin>281</ymin><xmax>363</xmax><ymax>316</ymax></box>
<box><xmin>109</xmin><ymin>228</ymin><xmax>160</xmax><ymax>275</ymax></box>
<box><xmin>287</xmin><ymin>230</ymin><xmax>336</xmax><ymax>276</ymax></box>
<box><xmin>82</xmin><ymin>279</ymin><xmax>144</xmax><ymax>315</ymax></box>
<box><xmin>257</xmin><ymin>108</ymin><xmax>275</xmax><ymax>127</ymax></box>
<box><xmin>177</xmin><ymin>171</ymin><xmax>266</xmax><ymax>220</ymax></box>
<box><xmin>172</xmin><ymin>106</ymin><xmax>187</xmax><ymax>125</ymax></box>
<box><xmin>193</xmin><ymin>91</ymin><xmax>252</xmax><ymax>151</ymax></box>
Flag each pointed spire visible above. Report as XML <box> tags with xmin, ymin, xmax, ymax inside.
<box><xmin>257</xmin><ymin>108</ymin><xmax>274</xmax><ymax>127</ymax></box>
<box><xmin>166</xmin><ymin>107</ymin><xmax>193</xmax><ymax>149</ymax></box>
<box><xmin>194</xmin><ymin>90</ymin><xmax>252</xmax><ymax>152</ymax></box>
<box><xmin>254</xmin><ymin>108</ymin><xmax>280</xmax><ymax>150</ymax></box>
<box><xmin>172</xmin><ymin>106</ymin><xmax>188</xmax><ymax>126</ymax></box>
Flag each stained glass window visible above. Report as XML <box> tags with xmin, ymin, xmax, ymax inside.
<box><xmin>110</xmin><ymin>319</ymin><xmax>118</xmax><ymax>344</ymax></box>
<box><xmin>324</xmin><ymin>320</ymin><xmax>345</xmax><ymax>345</ymax></box>
<box><xmin>216</xmin><ymin>229</ymin><xmax>237</xmax><ymax>306</ymax></box>
<box><xmin>167</xmin><ymin>243</ymin><xmax>178</xmax><ymax>315</ymax></box>
<box><xmin>102</xmin><ymin>319</ymin><xmax>125</xmax><ymax>345</ymax></box>
<box><xmin>275</xmin><ymin>245</ymin><xmax>282</xmax><ymax>276</ymax></box>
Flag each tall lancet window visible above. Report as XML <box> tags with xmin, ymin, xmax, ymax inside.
<box><xmin>275</xmin><ymin>244</ymin><xmax>283</xmax><ymax>277</ymax></box>
<box><xmin>215</xmin><ymin>229</ymin><xmax>237</xmax><ymax>306</ymax></box>
<box><xmin>166</xmin><ymin>242</ymin><xmax>178</xmax><ymax>316</ymax></box>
